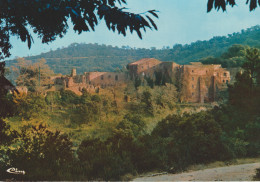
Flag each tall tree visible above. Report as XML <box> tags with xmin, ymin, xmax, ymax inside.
<box><xmin>14</xmin><ymin>58</ymin><xmax>54</xmax><ymax>92</ymax></box>
<box><xmin>242</xmin><ymin>48</ymin><xmax>260</xmax><ymax>85</ymax></box>
<box><xmin>228</xmin><ymin>47</ymin><xmax>260</xmax><ymax>112</ymax></box>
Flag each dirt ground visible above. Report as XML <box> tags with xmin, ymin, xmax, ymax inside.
<box><xmin>133</xmin><ymin>162</ymin><xmax>260</xmax><ymax>181</ymax></box>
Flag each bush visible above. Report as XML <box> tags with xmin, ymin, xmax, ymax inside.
<box><xmin>77</xmin><ymin>134</ymin><xmax>135</xmax><ymax>180</ymax></box>
<box><xmin>13</xmin><ymin>93</ymin><xmax>47</xmax><ymax>120</ymax></box>
<box><xmin>254</xmin><ymin>168</ymin><xmax>260</xmax><ymax>181</ymax></box>
<box><xmin>60</xmin><ymin>90</ymin><xmax>80</xmax><ymax>104</ymax></box>
<box><xmin>116</xmin><ymin>114</ymin><xmax>146</xmax><ymax>137</ymax></box>
<box><xmin>45</xmin><ymin>91</ymin><xmax>61</xmax><ymax>105</ymax></box>
<box><xmin>7</xmin><ymin>124</ymin><xmax>74</xmax><ymax>180</ymax></box>
<box><xmin>150</xmin><ymin>112</ymin><xmax>232</xmax><ymax>170</ymax></box>
<box><xmin>141</xmin><ymin>90</ymin><xmax>153</xmax><ymax>116</ymax></box>
<box><xmin>0</xmin><ymin>119</ymin><xmax>17</xmax><ymax>179</ymax></box>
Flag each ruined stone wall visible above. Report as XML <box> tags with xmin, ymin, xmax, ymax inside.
<box><xmin>49</xmin><ymin>60</ymin><xmax>230</xmax><ymax>101</ymax></box>
<box><xmin>86</xmin><ymin>72</ymin><xmax>127</xmax><ymax>88</ymax></box>
<box><xmin>180</xmin><ymin>64</ymin><xmax>230</xmax><ymax>103</ymax></box>
<box><xmin>16</xmin><ymin>86</ymin><xmax>28</xmax><ymax>94</ymax></box>
<box><xmin>138</xmin><ymin>61</ymin><xmax>161</xmax><ymax>76</ymax></box>
<box><xmin>66</xmin><ymin>83</ymin><xmax>97</xmax><ymax>95</ymax></box>
<box><xmin>50</xmin><ymin>71</ymin><xmax>127</xmax><ymax>95</ymax></box>
<box><xmin>127</xmin><ymin>58</ymin><xmax>162</xmax><ymax>78</ymax></box>
<box><xmin>127</xmin><ymin>60</ymin><xmax>180</xmax><ymax>85</ymax></box>
<box><xmin>128</xmin><ymin>64</ymin><xmax>138</xmax><ymax>79</ymax></box>
<box><xmin>159</xmin><ymin>62</ymin><xmax>179</xmax><ymax>83</ymax></box>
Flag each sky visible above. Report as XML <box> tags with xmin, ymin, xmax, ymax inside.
<box><xmin>8</xmin><ymin>0</ymin><xmax>260</xmax><ymax>59</ymax></box>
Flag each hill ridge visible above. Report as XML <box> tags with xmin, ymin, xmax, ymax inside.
<box><xmin>6</xmin><ymin>25</ymin><xmax>260</xmax><ymax>75</ymax></box>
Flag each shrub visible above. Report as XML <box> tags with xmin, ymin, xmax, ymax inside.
<box><xmin>7</xmin><ymin>124</ymin><xmax>74</xmax><ymax>180</ymax></box>
<box><xmin>254</xmin><ymin>168</ymin><xmax>260</xmax><ymax>181</ymax></box>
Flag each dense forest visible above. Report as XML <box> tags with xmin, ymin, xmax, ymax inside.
<box><xmin>5</xmin><ymin>25</ymin><xmax>260</xmax><ymax>75</ymax></box>
<box><xmin>0</xmin><ymin>46</ymin><xmax>259</xmax><ymax>180</ymax></box>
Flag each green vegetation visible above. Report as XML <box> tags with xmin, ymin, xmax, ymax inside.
<box><xmin>0</xmin><ymin>47</ymin><xmax>259</xmax><ymax>180</ymax></box>
<box><xmin>200</xmin><ymin>44</ymin><xmax>248</xmax><ymax>68</ymax></box>
<box><xmin>8</xmin><ymin>124</ymin><xmax>74</xmax><ymax>180</ymax></box>
<box><xmin>6</xmin><ymin>25</ymin><xmax>260</xmax><ymax>75</ymax></box>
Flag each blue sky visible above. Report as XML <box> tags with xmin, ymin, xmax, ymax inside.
<box><xmin>8</xmin><ymin>0</ymin><xmax>260</xmax><ymax>59</ymax></box>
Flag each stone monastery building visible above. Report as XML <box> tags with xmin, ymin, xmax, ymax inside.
<box><xmin>51</xmin><ymin>58</ymin><xmax>230</xmax><ymax>103</ymax></box>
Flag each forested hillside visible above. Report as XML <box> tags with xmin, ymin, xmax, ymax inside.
<box><xmin>6</xmin><ymin>25</ymin><xmax>260</xmax><ymax>75</ymax></box>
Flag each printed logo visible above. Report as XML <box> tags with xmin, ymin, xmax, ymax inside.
<box><xmin>6</xmin><ymin>168</ymin><xmax>25</xmax><ymax>175</ymax></box>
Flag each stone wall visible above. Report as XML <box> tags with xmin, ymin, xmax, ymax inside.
<box><xmin>50</xmin><ymin>71</ymin><xmax>127</xmax><ymax>95</ymax></box>
<box><xmin>127</xmin><ymin>58</ymin><xmax>162</xmax><ymax>78</ymax></box>
<box><xmin>127</xmin><ymin>59</ymin><xmax>180</xmax><ymax>85</ymax></box>
<box><xmin>86</xmin><ymin>72</ymin><xmax>127</xmax><ymax>88</ymax></box>
<box><xmin>180</xmin><ymin>64</ymin><xmax>230</xmax><ymax>103</ymax></box>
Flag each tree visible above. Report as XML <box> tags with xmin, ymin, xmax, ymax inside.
<box><xmin>228</xmin><ymin>48</ymin><xmax>260</xmax><ymax>113</ymax></box>
<box><xmin>0</xmin><ymin>63</ymin><xmax>16</xmax><ymax>176</ymax></box>
<box><xmin>13</xmin><ymin>92</ymin><xmax>47</xmax><ymax>120</ymax></box>
<box><xmin>150</xmin><ymin>112</ymin><xmax>232</xmax><ymax>170</ymax></box>
<box><xmin>141</xmin><ymin>90</ymin><xmax>153</xmax><ymax>116</ymax></box>
<box><xmin>0</xmin><ymin>62</ymin><xmax>16</xmax><ymax>118</ymax></box>
<box><xmin>13</xmin><ymin>58</ymin><xmax>54</xmax><ymax>92</ymax></box>
<box><xmin>0</xmin><ymin>118</ymin><xmax>16</xmax><ymax>146</ymax></box>
<box><xmin>116</xmin><ymin>113</ymin><xmax>146</xmax><ymax>137</ymax></box>
<box><xmin>207</xmin><ymin>0</ymin><xmax>260</xmax><ymax>12</ymax></box>
<box><xmin>242</xmin><ymin>48</ymin><xmax>260</xmax><ymax>85</ymax></box>
<box><xmin>200</xmin><ymin>44</ymin><xmax>248</xmax><ymax>68</ymax></box>
<box><xmin>134</xmin><ymin>76</ymin><xmax>141</xmax><ymax>89</ymax></box>
<box><xmin>77</xmin><ymin>135</ymin><xmax>136</xmax><ymax>180</ymax></box>
<box><xmin>0</xmin><ymin>117</ymin><xmax>18</xmax><ymax>180</ymax></box>
<box><xmin>0</xmin><ymin>0</ymin><xmax>158</xmax><ymax>59</ymax></box>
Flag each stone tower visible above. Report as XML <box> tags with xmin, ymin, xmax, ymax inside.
<box><xmin>71</xmin><ymin>68</ymin><xmax>76</xmax><ymax>77</ymax></box>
